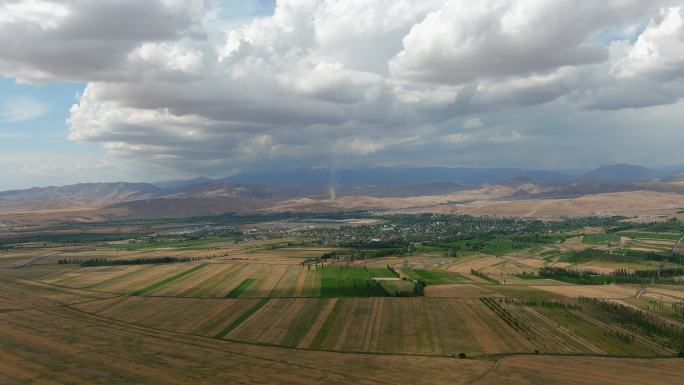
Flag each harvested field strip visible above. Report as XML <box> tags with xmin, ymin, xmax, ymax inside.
<box><xmin>329</xmin><ymin>299</ymin><xmax>360</xmax><ymax>350</ymax></box>
<box><xmin>0</xmin><ymin>295</ymin><xmax>497</xmax><ymax>385</ymax></box>
<box><xmin>149</xmin><ymin>264</ymin><xmax>229</xmax><ymax>297</ymax></box>
<box><xmin>306</xmin><ymin>298</ymin><xmax>534</xmax><ymax>355</ymax></box>
<box><xmin>428</xmin><ymin>300</ymin><xmax>478</xmax><ymax>355</ymax></box>
<box><xmin>362</xmin><ymin>297</ymin><xmax>385</xmax><ymax>352</ymax></box>
<box><xmin>50</xmin><ymin>266</ymin><xmax>118</xmax><ymax>287</ymax></box>
<box><xmin>72</xmin><ymin>296</ymin><xmax>131</xmax><ymax>315</ymax></box>
<box><xmin>280</xmin><ymin>299</ymin><xmax>329</xmax><ymax>346</ymax></box>
<box><xmin>146</xmin><ymin>300</ymin><xmax>245</xmax><ymax>334</ymax></box>
<box><xmin>228</xmin><ymin>299</ymin><xmax>302</xmax><ymax>342</ymax></box>
<box><xmin>293</xmin><ymin>268</ymin><xmax>309</xmax><ymax>297</ymax></box>
<box><xmin>302</xmin><ymin>267</ymin><xmax>321</xmax><ymax>297</ymax></box>
<box><xmin>241</xmin><ymin>265</ymin><xmax>288</xmax><ymax>298</ymax></box>
<box><xmin>226</xmin><ymin>279</ymin><xmax>256</xmax><ymax>298</ymax></box>
<box><xmin>378</xmin><ymin>298</ymin><xmax>403</xmax><ymax>353</ymax></box>
<box><xmin>269</xmin><ymin>265</ymin><xmax>304</xmax><ymax>297</ymax></box>
<box><xmin>337</xmin><ymin>298</ymin><xmax>374</xmax><ymax>351</ymax></box>
<box><xmin>70</xmin><ymin>294</ymin><xmax>668</xmax><ymax>357</ymax></box>
<box><xmin>13</xmin><ymin>279</ymin><xmax>114</xmax><ymax>303</ymax></box>
<box><xmin>201</xmin><ymin>263</ymin><xmax>251</xmax><ymax>297</ymax></box>
<box><xmin>310</xmin><ymin>299</ymin><xmax>343</xmax><ymax>349</ymax></box>
<box><xmin>178</xmin><ymin>264</ymin><xmax>240</xmax><ymax>297</ymax></box>
<box><xmin>92</xmin><ymin>264</ymin><xmax>191</xmax><ymax>294</ymax></box>
<box><xmin>476</xmin><ymin>355</ymin><xmax>684</xmax><ymax>385</ymax></box>
<box><xmin>297</xmin><ymin>299</ymin><xmax>337</xmax><ymax>348</ymax></box>
<box><xmin>78</xmin><ymin>265</ymin><xmax>153</xmax><ymax>290</ymax></box>
<box><xmin>192</xmin><ymin>299</ymin><xmax>261</xmax><ymax>336</ymax></box>
<box><xmin>215</xmin><ymin>298</ymin><xmax>269</xmax><ymax>339</ymax></box>
<box><xmin>131</xmin><ymin>264</ymin><xmax>207</xmax><ymax>296</ymax></box>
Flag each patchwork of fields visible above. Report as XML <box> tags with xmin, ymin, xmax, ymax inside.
<box><xmin>72</xmin><ymin>294</ymin><xmax>674</xmax><ymax>357</ymax></box>
<box><xmin>4</xmin><ymin>227</ymin><xmax>684</xmax><ymax>385</ymax></box>
<box><xmin>38</xmin><ymin>262</ymin><xmax>420</xmax><ymax>298</ymax></box>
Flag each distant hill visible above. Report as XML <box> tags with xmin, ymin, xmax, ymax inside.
<box><xmin>2</xmin><ymin>165</ymin><xmax>684</xmax><ymax>218</ymax></box>
<box><xmin>152</xmin><ymin>177</ymin><xmax>213</xmax><ymax>189</ymax></box>
<box><xmin>582</xmin><ymin>164</ymin><xmax>661</xmax><ymax>182</ymax></box>
<box><xmin>226</xmin><ymin>167</ymin><xmax>573</xmax><ymax>187</ymax></box>
<box><xmin>0</xmin><ymin>182</ymin><xmax>162</xmax><ymax>212</ymax></box>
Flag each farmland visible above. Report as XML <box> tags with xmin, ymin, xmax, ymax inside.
<box><xmin>1</xmin><ymin>213</ymin><xmax>683</xmax><ymax>384</ymax></box>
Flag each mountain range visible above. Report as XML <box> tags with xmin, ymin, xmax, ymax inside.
<box><xmin>1</xmin><ymin>164</ymin><xmax>683</xmax><ymax>220</ymax></box>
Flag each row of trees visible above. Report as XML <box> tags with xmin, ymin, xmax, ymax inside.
<box><xmin>480</xmin><ymin>297</ymin><xmax>527</xmax><ymax>332</ymax></box>
<box><xmin>471</xmin><ymin>269</ymin><xmax>498</xmax><ymax>283</ymax></box>
<box><xmin>561</xmin><ymin>248</ymin><xmax>684</xmax><ymax>265</ymax></box>
<box><xmin>579</xmin><ymin>297</ymin><xmax>684</xmax><ymax>352</ymax></box>
<box><xmin>58</xmin><ymin>256</ymin><xmax>202</xmax><ymax>267</ymax></box>
<box><xmin>535</xmin><ymin>267</ymin><xmax>679</xmax><ymax>285</ymax></box>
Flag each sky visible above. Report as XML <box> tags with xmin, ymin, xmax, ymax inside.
<box><xmin>1</xmin><ymin>0</ymin><xmax>684</xmax><ymax>190</ymax></box>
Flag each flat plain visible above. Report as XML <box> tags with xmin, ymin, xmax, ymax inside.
<box><xmin>2</xmin><ymin>214</ymin><xmax>683</xmax><ymax>384</ymax></box>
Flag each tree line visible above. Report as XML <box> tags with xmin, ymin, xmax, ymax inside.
<box><xmin>58</xmin><ymin>256</ymin><xmax>202</xmax><ymax>267</ymax></box>
<box><xmin>533</xmin><ymin>267</ymin><xmax>680</xmax><ymax>285</ymax></box>
<box><xmin>579</xmin><ymin>297</ymin><xmax>684</xmax><ymax>353</ymax></box>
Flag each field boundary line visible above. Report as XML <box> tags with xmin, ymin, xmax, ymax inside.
<box><xmin>465</xmin><ymin>356</ymin><xmax>502</xmax><ymax>385</ymax></box>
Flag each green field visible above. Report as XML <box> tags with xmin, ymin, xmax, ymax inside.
<box><xmin>400</xmin><ymin>269</ymin><xmax>470</xmax><ymax>285</ymax></box>
<box><xmin>226</xmin><ymin>278</ymin><xmax>256</xmax><ymax>298</ymax></box>
<box><xmin>622</xmin><ymin>232</ymin><xmax>682</xmax><ymax>240</ymax></box>
<box><xmin>583</xmin><ymin>233</ymin><xmax>621</xmax><ymax>244</ymax></box>
<box><xmin>307</xmin><ymin>266</ymin><xmax>392</xmax><ymax>297</ymax></box>
<box><xmin>377</xmin><ymin>279</ymin><xmax>416</xmax><ymax>295</ymax></box>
